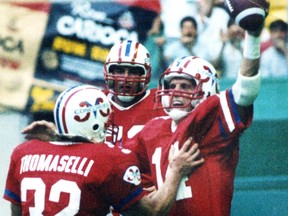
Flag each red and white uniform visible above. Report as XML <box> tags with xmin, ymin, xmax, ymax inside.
<box><xmin>128</xmin><ymin>89</ymin><xmax>253</xmax><ymax>216</ymax></box>
<box><xmin>4</xmin><ymin>140</ymin><xmax>146</xmax><ymax>215</ymax></box>
<box><xmin>105</xmin><ymin>89</ymin><xmax>166</xmax><ymax>148</ymax></box>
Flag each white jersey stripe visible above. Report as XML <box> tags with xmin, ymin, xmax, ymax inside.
<box><xmin>219</xmin><ymin>91</ymin><xmax>235</xmax><ymax>132</ymax></box>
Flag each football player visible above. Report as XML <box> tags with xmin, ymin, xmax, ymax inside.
<box><xmin>103</xmin><ymin>40</ymin><xmax>166</xmax><ymax>146</ymax></box>
<box><xmin>4</xmin><ymin>85</ymin><xmax>204</xmax><ymax>216</ymax></box>
<box><xmin>126</xmin><ymin>18</ymin><xmax>266</xmax><ymax>215</ymax></box>
<box><xmin>22</xmin><ymin>40</ymin><xmax>166</xmax><ymax>148</ymax></box>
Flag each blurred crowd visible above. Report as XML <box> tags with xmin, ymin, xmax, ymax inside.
<box><xmin>143</xmin><ymin>0</ymin><xmax>288</xmax><ymax>81</ymax></box>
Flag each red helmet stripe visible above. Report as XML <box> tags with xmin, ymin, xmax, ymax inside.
<box><xmin>183</xmin><ymin>59</ymin><xmax>192</xmax><ymax>68</ymax></box>
<box><xmin>132</xmin><ymin>42</ymin><xmax>140</xmax><ymax>60</ymax></box>
<box><xmin>117</xmin><ymin>41</ymin><xmax>124</xmax><ymax>62</ymax></box>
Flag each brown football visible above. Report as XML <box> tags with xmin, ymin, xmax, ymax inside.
<box><xmin>224</xmin><ymin>0</ymin><xmax>269</xmax><ymax>31</ymax></box>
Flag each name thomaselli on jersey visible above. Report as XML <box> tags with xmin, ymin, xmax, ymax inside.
<box><xmin>20</xmin><ymin>154</ymin><xmax>94</xmax><ymax>177</ymax></box>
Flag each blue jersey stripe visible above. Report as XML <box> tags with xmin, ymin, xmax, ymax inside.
<box><xmin>218</xmin><ymin>116</ymin><xmax>228</xmax><ymax>139</ymax></box>
<box><xmin>227</xmin><ymin>89</ymin><xmax>241</xmax><ymax>124</ymax></box>
<box><xmin>114</xmin><ymin>187</ymin><xmax>144</xmax><ymax>212</ymax></box>
<box><xmin>4</xmin><ymin>189</ymin><xmax>21</xmax><ymax>203</ymax></box>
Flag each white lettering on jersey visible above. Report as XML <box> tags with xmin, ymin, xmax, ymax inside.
<box><xmin>20</xmin><ymin>154</ymin><xmax>94</xmax><ymax>177</ymax></box>
<box><xmin>123</xmin><ymin>166</ymin><xmax>141</xmax><ymax>185</ymax></box>
<box><xmin>21</xmin><ymin>178</ymin><xmax>81</xmax><ymax>215</ymax></box>
<box><xmin>168</xmin><ymin>142</ymin><xmax>192</xmax><ymax>200</ymax></box>
<box><xmin>152</xmin><ymin>142</ymin><xmax>192</xmax><ymax>201</ymax></box>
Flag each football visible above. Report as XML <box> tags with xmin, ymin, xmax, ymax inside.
<box><xmin>224</xmin><ymin>0</ymin><xmax>269</xmax><ymax>31</ymax></box>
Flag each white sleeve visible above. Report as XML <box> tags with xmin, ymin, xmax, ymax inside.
<box><xmin>232</xmin><ymin>71</ymin><xmax>261</xmax><ymax>106</ymax></box>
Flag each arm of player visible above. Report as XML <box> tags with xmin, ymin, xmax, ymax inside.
<box><xmin>21</xmin><ymin>120</ymin><xmax>57</xmax><ymax>141</ymax></box>
<box><xmin>123</xmin><ymin>137</ymin><xmax>204</xmax><ymax>216</ymax></box>
<box><xmin>11</xmin><ymin>203</ymin><xmax>21</xmax><ymax>216</ymax></box>
<box><xmin>232</xmin><ymin>2</ymin><xmax>269</xmax><ymax>122</ymax></box>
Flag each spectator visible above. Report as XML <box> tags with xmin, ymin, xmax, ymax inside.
<box><xmin>216</xmin><ymin>18</ymin><xmax>245</xmax><ymax>79</ymax></box>
<box><xmin>260</xmin><ymin>19</ymin><xmax>288</xmax><ymax>78</ymax></box>
<box><xmin>4</xmin><ymin>85</ymin><xmax>204</xmax><ymax>215</ymax></box>
<box><xmin>160</xmin><ymin>0</ymin><xmax>198</xmax><ymax>39</ymax></box>
<box><xmin>144</xmin><ymin>14</ymin><xmax>166</xmax><ymax>81</ymax></box>
<box><xmin>163</xmin><ymin>16</ymin><xmax>198</xmax><ymax>67</ymax></box>
<box><xmin>194</xmin><ymin>0</ymin><xmax>230</xmax><ymax>64</ymax></box>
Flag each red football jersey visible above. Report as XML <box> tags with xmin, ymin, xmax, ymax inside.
<box><xmin>105</xmin><ymin>89</ymin><xmax>166</xmax><ymax>148</ymax></box>
<box><xmin>128</xmin><ymin>89</ymin><xmax>253</xmax><ymax>216</ymax></box>
<box><xmin>4</xmin><ymin>140</ymin><xmax>146</xmax><ymax>215</ymax></box>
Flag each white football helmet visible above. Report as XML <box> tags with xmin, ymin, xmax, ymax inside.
<box><xmin>104</xmin><ymin>40</ymin><xmax>151</xmax><ymax>102</ymax></box>
<box><xmin>54</xmin><ymin>85</ymin><xmax>114</xmax><ymax>143</ymax></box>
<box><xmin>155</xmin><ymin>56</ymin><xmax>219</xmax><ymax>121</ymax></box>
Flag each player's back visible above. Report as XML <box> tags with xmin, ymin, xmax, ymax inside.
<box><xmin>4</xmin><ymin>139</ymin><xmax>144</xmax><ymax>215</ymax></box>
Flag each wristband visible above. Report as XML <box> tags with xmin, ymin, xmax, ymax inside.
<box><xmin>243</xmin><ymin>32</ymin><xmax>260</xmax><ymax>60</ymax></box>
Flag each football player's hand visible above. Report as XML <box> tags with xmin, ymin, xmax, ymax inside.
<box><xmin>247</xmin><ymin>22</ymin><xmax>264</xmax><ymax>37</ymax></box>
<box><xmin>21</xmin><ymin>120</ymin><xmax>57</xmax><ymax>141</ymax></box>
<box><xmin>143</xmin><ymin>186</ymin><xmax>157</xmax><ymax>198</ymax></box>
<box><xmin>169</xmin><ymin>137</ymin><xmax>204</xmax><ymax>177</ymax></box>
<box><xmin>247</xmin><ymin>0</ymin><xmax>270</xmax><ymax>37</ymax></box>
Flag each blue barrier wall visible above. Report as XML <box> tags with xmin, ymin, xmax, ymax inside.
<box><xmin>218</xmin><ymin>78</ymin><xmax>288</xmax><ymax>121</ymax></box>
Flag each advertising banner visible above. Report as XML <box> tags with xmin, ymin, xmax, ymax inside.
<box><xmin>0</xmin><ymin>0</ymin><xmax>157</xmax><ymax>113</ymax></box>
<box><xmin>0</xmin><ymin>2</ymin><xmax>49</xmax><ymax>110</ymax></box>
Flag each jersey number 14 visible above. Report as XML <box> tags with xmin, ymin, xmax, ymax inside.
<box><xmin>152</xmin><ymin>141</ymin><xmax>192</xmax><ymax>200</ymax></box>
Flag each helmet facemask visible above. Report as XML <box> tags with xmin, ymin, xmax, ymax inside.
<box><xmin>104</xmin><ymin>115</ymin><xmax>120</xmax><ymax>145</ymax></box>
<box><xmin>104</xmin><ymin>40</ymin><xmax>151</xmax><ymax>101</ymax></box>
<box><xmin>159</xmin><ymin>75</ymin><xmax>206</xmax><ymax>110</ymax></box>
<box><xmin>155</xmin><ymin>73</ymin><xmax>205</xmax><ymax>121</ymax></box>
<box><xmin>105</xmin><ymin>64</ymin><xmax>150</xmax><ymax>102</ymax></box>
<box><xmin>154</xmin><ymin>56</ymin><xmax>219</xmax><ymax>121</ymax></box>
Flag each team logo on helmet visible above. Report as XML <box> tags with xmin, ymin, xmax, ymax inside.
<box><xmin>54</xmin><ymin>85</ymin><xmax>116</xmax><ymax>143</ymax></box>
<box><xmin>74</xmin><ymin>98</ymin><xmax>110</xmax><ymax>122</ymax></box>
